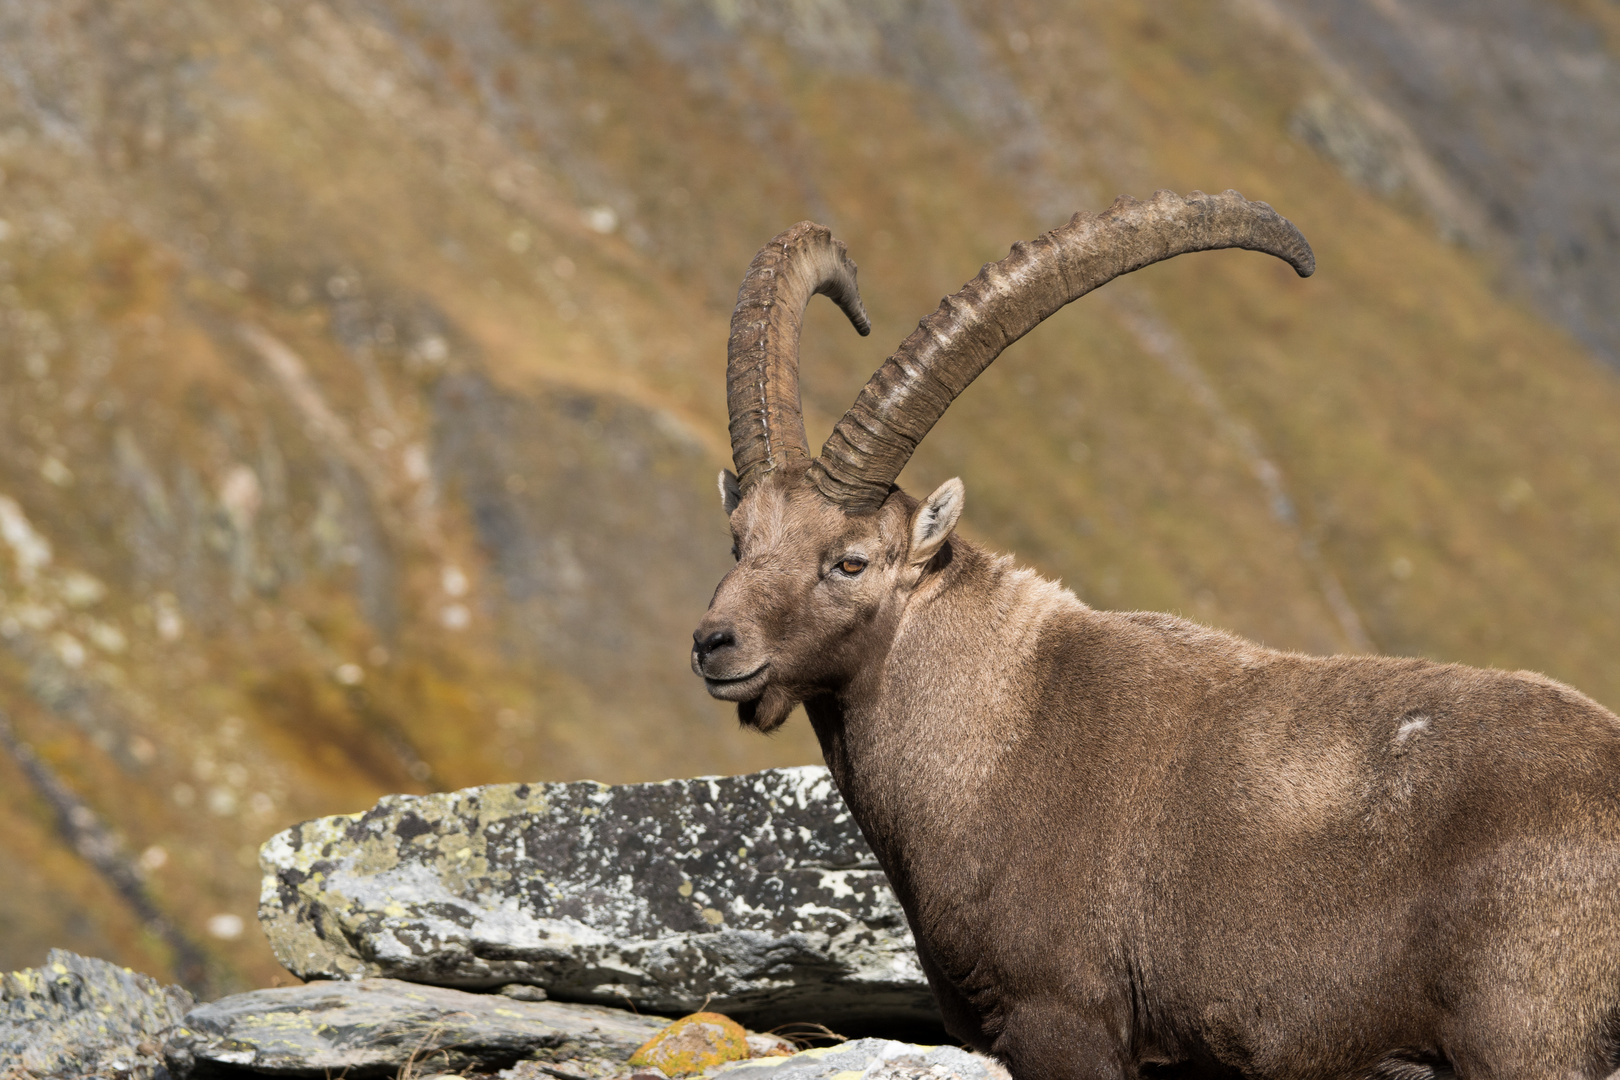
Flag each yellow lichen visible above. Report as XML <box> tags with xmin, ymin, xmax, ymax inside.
<box><xmin>627</xmin><ymin>1012</ymin><xmax>750</xmax><ymax>1077</ymax></box>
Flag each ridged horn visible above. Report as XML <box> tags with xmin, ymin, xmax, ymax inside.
<box><xmin>728</xmin><ymin>222</ymin><xmax>871</xmax><ymax>493</ymax></box>
<box><xmin>811</xmin><ymin>190</ymin><xmax>1315</xmax><ymax>510</ymax></box>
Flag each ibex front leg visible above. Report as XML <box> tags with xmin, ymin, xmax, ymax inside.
<box><xmin>992</xmin><ymin>998</ymin><xmax>1135</xmax><ymax>1080</ymax></box>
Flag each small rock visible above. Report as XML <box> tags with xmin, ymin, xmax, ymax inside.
<box><xmin>744</xmin><ymin>1033</ymin><xmax>796</xmax><ymax>1058</ymax></box>
<box><xmin>1</xmin><ymin>949</ymin><xmax>193</xmax><ymax>1080</ymax></box>
<box><xmin>500</xmin><ymin>983</ymin><xmax>549</xmax><ymax>1001</ymax></box>
<box><xmin>501</xmin><ymin>1059</ymin><xmax>621</xmax><ymax>1080</ymax></box>
<box><xmin>715</xmin><ymin>1039</ymin><xmax>1012</xmax><ymax>1080</ymax></box>
<box><xmin>630</xmin><ymin>1012</ymin><xmax>751</xmax><ymax>1077</ymax></box>
<box><xmin>165</xmin><ymin>977</ymin><xmax>666</xmax><ymax>1078</ymax></box>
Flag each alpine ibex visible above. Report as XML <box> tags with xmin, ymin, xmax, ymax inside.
<box><xmin>690</xmin><ymin>191</ymin><xmax>1620</xmax><ymax>1078</ymax></box>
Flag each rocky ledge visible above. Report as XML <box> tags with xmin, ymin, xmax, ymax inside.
<box><xmin>165</xmin><ymin>978</ymin><xmax>667</xmax><ymax>1077</ymax></box>
<box><xmin>258</xmin><ymin>767</ymin><xmax>936</xmax><ymax>1033</ymax></box>
<box><xmin>2</xmin><ymin>952</ymin><xmax>1007</xmax><ymax>1080</ymax></box>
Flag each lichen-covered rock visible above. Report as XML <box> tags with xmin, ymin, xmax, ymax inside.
<box><xmin>259</xmin><ymin>766</ymin><xmax>935</xmax><ymax>1032</ymax></box>
<box><xmin>629</xmin><ymin>1012</ymin><xmax>750</xmax><ymax>1077</ymax></box>
<box><xmin>715</xmin><ymin>1039</ymin><xmax>1012</xmax><ymax>1080</ymax></box>
<box><xmin>0</xmin><ymin>949</ymin><xmax>193</xmax><ymax>1079</ymax></box>
<box><xmin>163</xmin><ymin>977</ymin><xmax>667</xmax><ymax>1078</ymax></box>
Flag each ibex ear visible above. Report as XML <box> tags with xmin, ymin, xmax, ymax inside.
<box><xmin>909</xmin><ymin>478</ymin><xmax>965</xmax><ymax>566</ymax></box>
<box><xmin>718</xmin><ymin>469</ymin><xmax>741</xmax><ymax>515</ymax></box>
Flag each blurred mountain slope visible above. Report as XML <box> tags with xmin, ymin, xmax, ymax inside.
<box><xmin>1262</xmin><ymin>0</ymin><xmax>1620</xmax><ymax>366</ymax></box>
<box><xmin>0</xmin><ymin>0</ymin><xmax>1616</xmax><ymax>994</ymax></box>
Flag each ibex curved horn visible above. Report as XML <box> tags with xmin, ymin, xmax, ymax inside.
<box><xmin>809</xmin><ymin>189</ymin><xmax>1315</xmax><ymax>510</ymax></box>
<box><xmin>727</xmin><ymin>222</ymin><xmax>871</xmax><ymax>494</ymax></box>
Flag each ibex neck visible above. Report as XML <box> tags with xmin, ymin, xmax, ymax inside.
<box><xmin>807</xmin><ymin>543</ymin><xmax>1086</xmax><ymax>870</ymax></box>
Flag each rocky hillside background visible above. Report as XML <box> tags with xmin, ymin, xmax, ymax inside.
<box><xmin>1</xmin><ymin>0</ymin><xmax>1617</xmax><ymax>997</ymax></box>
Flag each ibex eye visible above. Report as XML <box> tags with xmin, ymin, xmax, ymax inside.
<box><xmin>838</xmin><ymin>558</ymin><xmax>868</xmax><ymax>575</ymax></box>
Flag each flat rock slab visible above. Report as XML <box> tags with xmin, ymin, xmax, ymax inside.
<box><xmin>164</xmin><ymin>978</ymin><xmax>668</xmax><ymax>1078</ymax></box>
<box><xmin>259</xmin><ymin>767</ymin><xmax>935</xmax><ymax>1032</ymax></box>
<box><xmin>715</xmin><ymin>1039</ymin><xmax>1011</xmax><ymax>1080</ymax></box>
<box><xmin>1</xmin><ymin>949</ymin><xmax>194</xmax><ymax>1079</ymax></box>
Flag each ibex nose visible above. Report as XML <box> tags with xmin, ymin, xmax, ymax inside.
<box><xmin>693</xmin><ymin>628</ymin><xmax>735</xmax><ymax>662</ymax></box>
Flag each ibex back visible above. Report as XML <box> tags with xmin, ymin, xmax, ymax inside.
<box><xmin>690</xmin><ymin>191</ymin><xmax>1620</xmax><ymax>1079</ymax></box>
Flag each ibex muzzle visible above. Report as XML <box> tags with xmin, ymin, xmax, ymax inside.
<box><xmin>692</xmin><ymin>192</ymin><xmax>1620</xmax><ymax>1078</ymax></box>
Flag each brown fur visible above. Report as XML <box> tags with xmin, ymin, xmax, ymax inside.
<box><xmin>693</xmin><ymin>467</ymin><xmax>1620</xmax><ymax>1079</ymax></box>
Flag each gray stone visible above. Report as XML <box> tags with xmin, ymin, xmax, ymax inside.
<box><xmin>1289</xmin><ymin>93</ymin><xmax>1407</xmax><ymax>196</ymax></box>
<box><xmin>258</xmin><ymin>767</ymin><xmax>935</xmax><ymax>1032</ymax></box>
<box><xmin>163</xmin><ymin>977</ymin><xmax>667</xmax><ymax>1078</ymax></box>
<box><xmin>714</xmin><ymin>1039</ymin><xmax>1011</xmax><ymax>1080</ymax></box>
<box><xmin>1</xmin><ymin>949</ymin><xmax>194</xmax><ymax>1079</ymax></box>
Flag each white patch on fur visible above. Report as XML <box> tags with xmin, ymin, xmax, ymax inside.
<box><xmin>1393</xmin><ymin>715</ymin><xmax>1430</xmax><ymax>746</ymax></box>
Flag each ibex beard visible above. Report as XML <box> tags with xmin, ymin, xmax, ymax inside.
<box><xmin>692</xmin><ymin>193</ymin><xmax>1620</xmax><ymax>1079</ymax></box>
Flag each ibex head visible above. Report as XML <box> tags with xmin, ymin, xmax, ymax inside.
<box><xmin>692</xmin><ymin>191</ymin><xmax>1314</xmax><ymax>731</ymax></box>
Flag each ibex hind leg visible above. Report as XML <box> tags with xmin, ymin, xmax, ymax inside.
<box><xmin>1432</xmin><ymin>841</ymin><xmax>1620</xmax><ymax>1080</ymax></box>
<box><xmin>1438</xmin><ymin>986</ymin><xmax>1620</xmax><ymax>1079</ymax></box>
<box><xmin>1436</xmin><ymin>989</ymin><xmax>1620</xmax><ymax>1079</ymax></box>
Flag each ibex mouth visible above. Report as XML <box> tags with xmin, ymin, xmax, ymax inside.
<box><xmin>703</xmin><ymin>664</ymin><xmax>769</xmax><ymax>701</ymax></box>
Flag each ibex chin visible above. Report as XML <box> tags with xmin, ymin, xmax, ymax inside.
<box><xmin>690</xmin><ymin>191</ymin><xmax>1620</xmax><ymax>1078</ymax></box>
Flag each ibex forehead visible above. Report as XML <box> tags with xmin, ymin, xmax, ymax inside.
<box><xmin>731</xmin><ymin>470</ymin><xmax>905</xmax><ymax>557</ymax></box>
